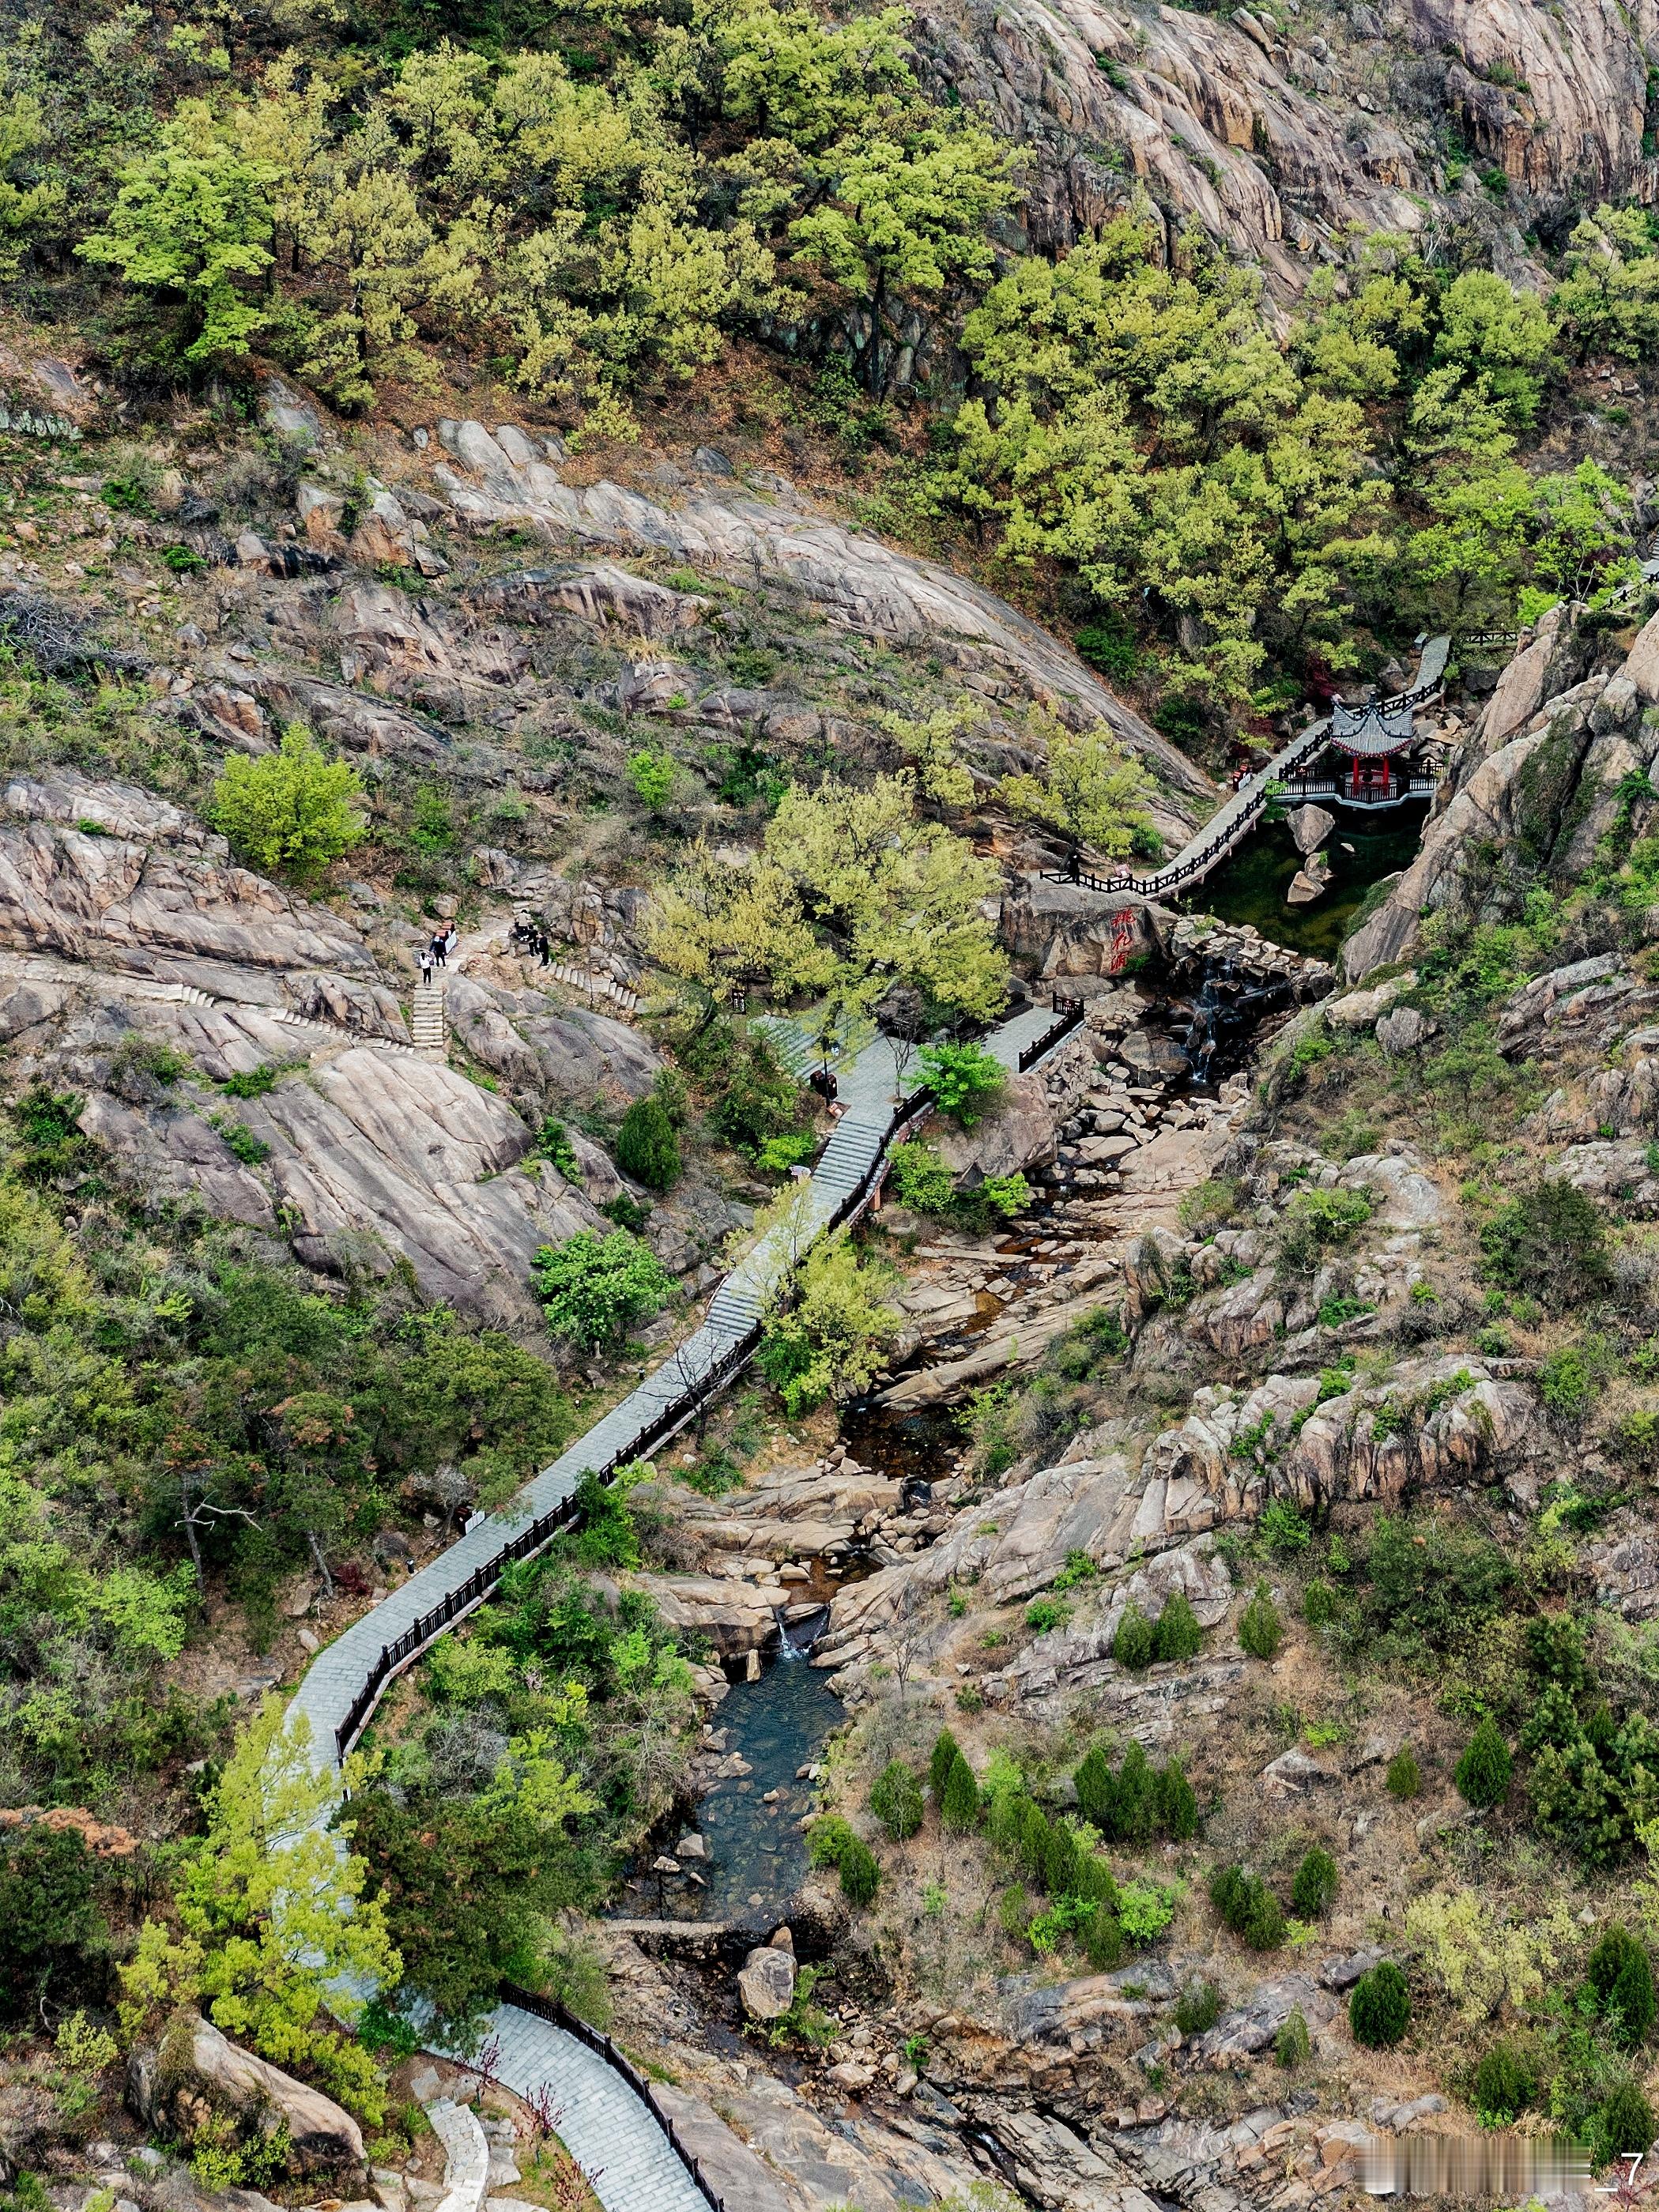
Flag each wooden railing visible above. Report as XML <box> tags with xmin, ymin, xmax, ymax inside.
<box><xmin>501</xmin><ymin>1982</ymin><xmax>730</xmax><ymax>2210</ymax></box>
<box><xmin>1018</xmin><ymin>995</ymin><xmax>1087</xmax><ymax>1072</ymax></box>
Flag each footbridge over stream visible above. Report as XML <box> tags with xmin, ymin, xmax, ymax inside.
<box><xmin>279</xmin><ymin>997</ymin><xmax>1088</xmax><ymax>2211</ymax></box>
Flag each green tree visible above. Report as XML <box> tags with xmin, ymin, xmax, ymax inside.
<box><xmin>1153</xmin><ymin>1591</ymin><xmax>1204</xmax><ymax>1662</ymax></box>
<box><xmin>0</xmin><ymin>1826</ymin><xmax>105</xmax><ymax>2022</ymax></box>
<box><xmin>1290</xmin><ymin>1845</ymin><xmax>1339</xmax><ymax>1918</ymax></box>
<box><xmin>1432</xmin><ymin>269</ymin><xmax>1557</xmax><ymax>429</ymax></box>
<box><xmin>1158</xmin><ymin>1758</ymin><xmax>1199</xmax><ymax>1841</ymax></box>
<box><xmin>206</xmin><ymin>727</ymin><xmax>366</xmax><ymax>881</ymax></box>
<box><xmin>532</xmin><ymin>1229</ymin><xmax>675</xmax><ymax>1348</ymax></box>
<box><xmin>0</xmin><ymin>93</ymin><xmax>64</xmax><ymax>280</ymax></box>
<box><xmin>787</xmin><ymin>122</ymin><xmax>1013</xmax><ymax>393</ymax></box>
<box><xmin>119</xmin><ymin>1705</ymin><xmax>398</xmax><ymax>2118</ymax></box>
<box><xmin>615</xmin><ymin>1095</ymin><xmax>681</xmax><ymax>1190</ymax></box>
<box><xmin>869</xmin><ymin>1761</ymin><xmax>924</xmax><ymax>1841</ymax></box>
<box><xmin>1454</xmin><ymin>1717</ymin><xmax>1513</xmax><ymax>1810</ymax></box>
<box><xmin>1238</xmin><ymin>1584</ymin><xmax>1282</xmax><ymax>1660</ymax></box>
<box><xmin>1111</xmin><ymin>1603</ymin><xmax>1154</xmax><ymax>1669</ymax></box>
<box><xmin>997</xmin><ymin>713</ymin><xmax>1162</xmax><ymax>861</ymax></box>
<box><xmin>77</xmin><ymin>103</ymin><xmax>275</xmax><ymax>365</ymax></box>
<box><xmin>756</xmin><ymin>1227</ymin><xmax>900</xmax><ymax>1415</ymax></box>
<box><xmin>1349</xmin><ymin>1961</ymin><xmax>1412</xmax><ymax>2048</ymax></box>
<box><xmin>1553</xmin><ymin>205</ymin><xmax>1659</xmax><ymax>360</ymax></box>
<box><xmin>940</xmin><ymin>1748</ymin><xmax>980</xmax><ymax>1832</ymax></box>
<box><xmin>918</xmin><ymin>1040</ymin><xmax>1006</xmax><ymax>1128</ymax></box>
<box><xmin>929</xmin><ymin>1726</ymin><xmax>961</xmax><ymax>1800</ymax></box>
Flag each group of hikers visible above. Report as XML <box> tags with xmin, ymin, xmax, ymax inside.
<box><xmin>508</xmin><ymin>914</ymin><xmax>555</xmax><ymax>967</ymax></box>
<box><xmin>417</xmin><ymin>922</ymin><xmax>459</xmax><ymax>987</ymax></box>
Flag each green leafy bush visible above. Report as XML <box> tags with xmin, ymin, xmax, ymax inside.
<box><xmin>1239</xmin><ymin>1585</ymin><xmax>1283</xmax><ymax>1660</ymax></box>
<box><xmin>1118</xmin><ymin>1878</ymin><xmax>1178</xmax><ymax>1943</ymax></box>
<box><xmin>1290</xmin><ymin>1845</ymin><xmax>1339</xmax><ymax>1919</ymax></box>
<box><xmin>1479</xmin><ymin>1180</ymin><xmax>1613</xmax><ymax>1304</ymax></box>
<box><xmin>1276</xmin><ymin>1186</ymin><xmax>1373</xmax><ymax>1278</ymax></box>
<box><xmin>1586</xmin><ymin>1927</ymin><xmax>1657</xmax><ymax>2048</ymax></box>
<box><xmin>532</xmin><ymin>1230</ymin><xmax>675</xmax><ymax>1347</ymax></box>
<box><xmin>809</xmin><ymin>1816</ymin><xmax>880</xmax><ymax>1908</ymax></box>
<box><xmin>534</xmin><ymin>1118</ymin><xmax>583</xmax><ymax>1181</ymax></box>
<box><xmin>0</xmin><ymin>1827</ymin><xmax>106</xmax><ymax>2022</ymax></box>
<box><xmin>1473</xmin><ymin>2042</ymin><xmax>1535</xmax><ymax>2123</ymax></box>
<box><xmin>615</xmin><ymin>1095</ymin><xmax>681</xmax><ymax>1190</ymax></box>
<box><xmin>918</xmin><ymin>1041</ymin><xmax>1007</xmax><ymax>1128</ymax></box>
<box><xmin>1386</xmin><ymin>1748</ymin><xmax>1422</xmax><ymax>1799</ymax></box>
<box><xmin>626</xmin><ymin>748</ymin><xmax>676</xmax><ymax>809</ymax></box>
<box><xmin>1153</xmin><ymin>1590</ymin><xmax>1204</xmax><ymax>1660</ymax></box>
<box><xmin>888</xmin><ymin>1140</ymin><xmax>956</xmax><ymax>1213</ymax></box>
<box><xmin>1112</xmin><ymin>1603</ymin><xmax>1154</xmax><ymax>1668</ymax></box>
<box><xmin>1174</xmin><ymin>1980</ymin><xmax>1223</xmax><ymax>2037</ymax></box>
<box><xmin>1454</xmin><ymin>1717</ymin><xmax>1513</xmax><ymax>1810</ymax></box>
<box><xmin>1025</xmin><ymin>1595</ymin><xmax>1071</xmax><ymax>1634</ymax></box>
<box><xmin>869</xmin><ymin>1762</ymin><xmax>924</xmax><ymax>1841</ymax></box>
<box><xmin>1210</xmin><ymin>1863</ymin><xmax>1285</xmax><ymax>1951</ymax></box>
<box><xmin>1302</xmin><ymin>1580</ymin><xmax>1337</xmax><ymax>1626</ymax></box>
<box><xmin>1276</xmin><ymin>2007</ymin><xmax>1310</xmax><ymax>2067</ymax></box>
<box><xmin>1260</xmin><ymin>1501</ymin><xmax>1312</xmax><ymax>1554</ymax></box>
<box><xmin>1350</xmin><ymin>1962</ymin><xmax>1412</xmax><ymax>2047</ymax></box>
<box><xmin>207</xmin><ymin>726</ymin><xmax>366</xmax><ymax>881</ymax></box>
<box><xmin>1594</xmin><ymin>2079</ymin><xmax>1655</xmax><ymax>2161</ymax></box>
<box><xmin>708</xmin><ymin>1035</ymin><xmax>805</xmax><ymax>1158</ymax></box>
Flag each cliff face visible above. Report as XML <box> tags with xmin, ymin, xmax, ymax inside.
<box><xmin>919</xmin><ymin>0</ymin><xmax>1659</xmax><ymax>288</ymax></box>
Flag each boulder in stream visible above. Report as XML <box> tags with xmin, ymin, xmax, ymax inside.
<box><xmin>1288</xmin><ymin>801</ymin><xmax>1337</xmax><ymax>854</ymax></box>
<box><xmin>737</xmin><ymin>1942</ymin><xmax>797</xmax><ymax>2021</ymax></box>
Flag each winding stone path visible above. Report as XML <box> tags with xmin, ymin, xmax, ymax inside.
<box><xmin>278</xmin><ymin>997</ymin><xmax>1075</xmax><ymax>2210</ymax></box>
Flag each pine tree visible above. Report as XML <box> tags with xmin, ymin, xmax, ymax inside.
<box><xmin>1074</xmin><ymin>1746</ymin><xmax>1118</xmax><ymax>1832</ymax></box>
<box><xmin>1454</xmin><ymin>1717</ymin><xmax>1513</xmax><ymax>1810</ymax></box>
<box><xmin>1157</xmin><ymin>1758</ymin><xmax>1199</xmax><ymax>1841</ymax></box>
<box><xmin>940</xmin><ymin>1750</ymin><xmax>980</xmax><ymax>1833</ymax></box>
<box><xmin>1153</xmin><ymin>1590</ymin><xmax>1204</xmax><ymax>1662</ymax></box>
<box><xmin>1112</xmin><ymin>1603</ymin><xmax>1154</xmax><ymax>1669</ymax></box>
<box><xmin>929</xmin><ymin>1727</ymin><xmax>960</xmax><ymax>1801</ymax></box>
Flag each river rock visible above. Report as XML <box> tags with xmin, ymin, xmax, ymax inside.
<box><xmin>738</xmin><ymin>1937</ymin><xmax>801</xmax><ymax>2025</ymax></box>
<box><xmin>929</xmin><ymin>1071</ymin><xmax>1056</xmax><ymax>1183</ymax></box>
<box><xmin>1288</xmin><ymin>802</ymin><xmax>1337</xmax><ymax>854</ymax></box>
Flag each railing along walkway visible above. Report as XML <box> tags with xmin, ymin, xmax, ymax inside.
<box><xmin>276</xmin><ymin>995</ymin><xmax>1082</xmax><ymax>2212</ymax></box>
<box><xmin>1043</xmin><ymin>635</ymin><xmax>1453</xmax><ymax>900</ymax></box>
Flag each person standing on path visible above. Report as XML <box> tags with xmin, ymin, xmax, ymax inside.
<box><xmin>419</xmin><ymin>946</ymin><xmax>435</xmax><ymax>988</ymax></box>
<box><xmin>432</xmin><ymin>929</ymin><xmax>447</xmax><ymax>969</ymax></box>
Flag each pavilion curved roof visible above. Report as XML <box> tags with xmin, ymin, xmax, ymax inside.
<box><xmin>1330</xmin><ymin>701</ymin><xmax>1416</xmax><ymax>756</ymax></box>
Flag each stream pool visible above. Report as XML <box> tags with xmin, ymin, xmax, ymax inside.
<box><xmin>1192</xmin><ymin>805</ymin><xmax>1427</xmax><ymax>961</ymax></box>
<box><xmin>615</xmin><ymin>1654</ymin><xmax>846</xmax><ymax>1925</ymax></box>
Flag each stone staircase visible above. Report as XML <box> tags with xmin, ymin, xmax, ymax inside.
<box><xmin>409</xmin><ymin>978</ymin><xmax>447</xmax><ymax>1062</ymax></box>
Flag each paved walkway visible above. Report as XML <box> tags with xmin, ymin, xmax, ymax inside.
<box><xmin>277</xmin><ymin>993</ymin><xmax>1076</xmax><ymax>2211</ymax></box>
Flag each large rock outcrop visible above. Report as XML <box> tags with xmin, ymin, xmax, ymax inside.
<box><xmin>128</xmin><ymin>2016</ymin><xmax>364</xmax><ymax>2175</ymax></box>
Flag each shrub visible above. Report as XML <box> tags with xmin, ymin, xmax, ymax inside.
<box><xmin>1211</xmin><ymin>1863</ymin><xmax>1285</xmax><ymax>1950</ymax></box>
<box><xmin>1075</xmin><ymin>1747</ymin><xmax>1116</xmax><ymax>1833</ymax></box>
<box><xmin>1158</xmin><ymin>1758</ymin><xmax>1200</xmax><ymax>1841</ymax></box>
<box><xmin>532</xmin><ymin>1230</ymin><xmax>675</xmax><ymax>1347</ymax></box>
<box><xmin>1303</xmin><ymin>1580</ymin><xmax>1337</xmax><ymax>1626</ymax></box>
<box><xmin>1276</xmin><ymin>2007</ymin><xmax>1310</xmax><ymax>2067</ymax></box>
<box><xmin>918</xmin><ymin>1041</ymin><xmax>1007</xmax><ymax>1129</ymax></box>
<box><xmin>1595</xmin><ymin>2079</ymin><xmax>1655</xmax><ymax>2161</ymax></box>
<box><xmin>1454</xmin><ymin>1717</ymin><xmax>1513</xmax><ymax>1810</ymax></box>
<box><xmin>1472</xmin><ymin>2042</ymin><xmax>1535</xmax><ymax>2123</ymax></box>
<box><xmin>941</xmin><ymin>1750</ymin><xmax>980</xmax><ymax>1832</ymax></box>
<box><xmin>615</xmin><ymin>1095</ymin><xmax>681</xmax><ymax>1190</ymax></box>
<box><xmin>1350</xmin><ymin>1962</ymin><xmax>1412</xmax><ymax>2047</ymax></box>
<box><xmin>1479</xmin><ymin>1180</ymin><xmax>1613</xmax><ymax>1304</ymax></box>
<box><xmin>929</xmin><ymin>1728</ymin><xmax>961</xmax><ymax>1801</ymax></box>
<box><xmin>998</xmin><ymin>1883</ymin><xmax>1031</xmax><ymax>1940</ymax></box>
<box><xmin>1260</xmin><ymin>1500</ymin><xmax>1312</xmax><ymax>1554</ymax></box>
<box><xmin>1153</xmin><ymin>1591</ymin><xmax>1204</xmax><ymax>1661</ymax></box>
<box><xmin>1174</xmin><ymin>1980</ymin><xmax>1223</xmax><ymax>2037</ymax></box>
<box><xmin>1118</xmin><ymin>1878</ymin><xmax>1178</xmax><ymax>1943</ymax></box>
<box><xmin>1112</xmin><ymin>1603</ymin><xmax>1154</xmax><ymax>1669</ymax></box>
<box><xmin>1588</xmin><ymin>1928</ymin><xmax>1657</xmax><ymax>2048</ymax></box>
<box><xmin>1539</xmin><ymin>1343</ymin><xmax>1597</xmax><ymax>1415</ymax></box>
<box><xmin>1082</xmin><ymin>1901</ymin><xmax>1125</xmax><ymax>1969</ymax></box>
<box><xmin>0</xmin><ymin>1828</ymin><xmax>105</xmax><ymax>2022</ymax></box>
<box><xmin>888</xmin><ymin>1140</ymin><xmax>956</xmax><ymax>1213</ymax></box>
<box><xmin>869</xmin><ymin>1762</ymin><xmax>924</xmax><ymax>1842</ymax></box>
<box><xmin>1025</xmin><ymin>1595</ymin><xmax>1071</xmax><ymax>1634</ymax></box>
<box><xmin>625</xmin><ymin>748</ymin><xmax>675</xmax><ymax>809</ymax></box>
<box><xmin>1239</xmin><ymin>1584</ymin><xmax>1283</xmax><ymax>1660</ymax></box>
<box><xmin>709</xmin><ymin>1036</ymin><xmax>805</xmax><ymax>1157</ymax></box>
<box><xmin>809</xmin><ymin>1816</ymin><xmax>880</xmax><ymax>1907</ymax></box>
<box><xmin>1290</xmin><ymin>1846</ymin><xmax>1339</xmax><ymax>1920</ymax></box>
<box><xmin>207</xmin><ymin>725</ymin><xmax>366</xmax><ymax>880</ymax></box>
<box><xmin>1276</xmin><ymin>1186</ymin><xmax>1373</xmax><ymax>1278</ymax></box>
<box><xmin>1114</xmin><ymin>1741</ymin><xmax>1159</xmax><ymax>1843</ymax></box>
<box><xmin>1386</xmin><ymin>1747</ymin><xmax>1422</xmax><ymax>1800</ymax></box>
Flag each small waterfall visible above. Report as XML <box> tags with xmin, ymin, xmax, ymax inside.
<box><xmin>774</xmin><ymin>1603</ymin><xmax>829</xmax><ymax>1660</ymax></box>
